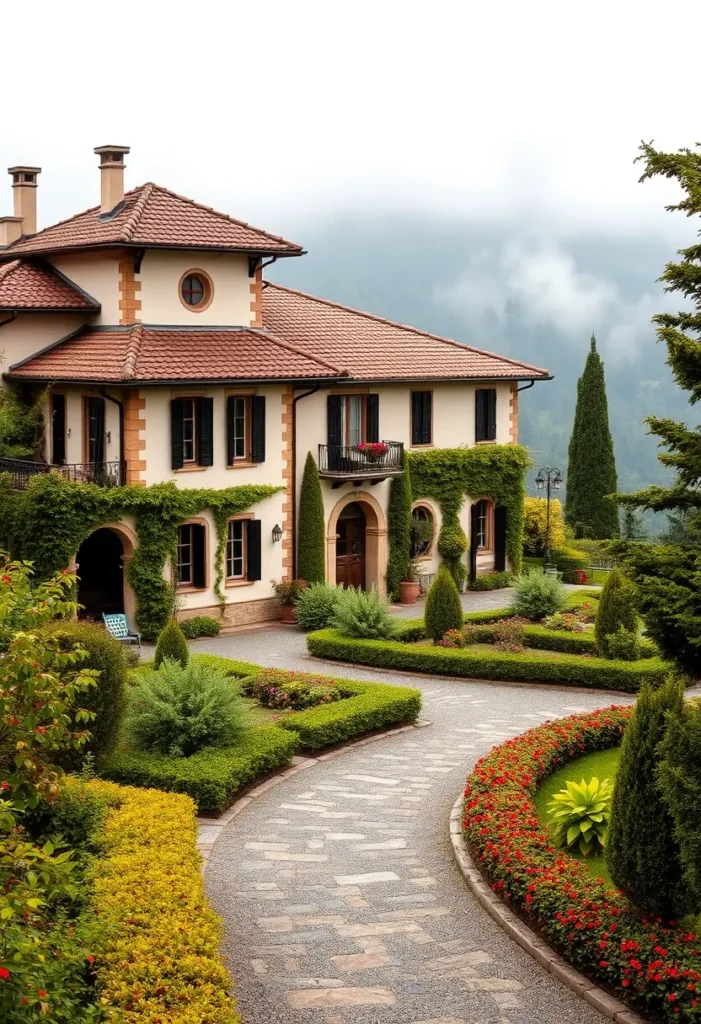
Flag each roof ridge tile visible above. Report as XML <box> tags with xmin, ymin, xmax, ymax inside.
<box><xmin>123</xmin><ymin>324</ymin><xmax>144</xmax><ymax>379</ymax></box>
<box><xmin>121</xmin><ymin>183</ymin><xmax>154</xmax><ymax>242</ymax></box>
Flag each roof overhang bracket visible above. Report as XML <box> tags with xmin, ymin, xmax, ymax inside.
<box><xmin>248</xmin><ymin>256</ymin><xmax>261</xmax><ymax>278</ymax></box>
<box><xmin>134</xmin><ymin>249</ymin><xmax>146</xmax><ymax>274</ymax></box>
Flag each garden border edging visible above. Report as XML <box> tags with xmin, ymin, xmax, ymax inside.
<box><xmin>449</xmin><ymin>794</ymin><xmax>646</xmax><ymax>1024</ymax></box>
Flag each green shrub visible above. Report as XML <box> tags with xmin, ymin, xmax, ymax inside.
<box><xmin>658</xmin><ymin>697</ymin><xmax>701</xmax><ymax>910</ymax></box>
<box><xmin>41</xmin><ymin>620</ymin><xmax>127</xmax><ymax>768</ymax></box>
<box><xmin>297</xmin><ymin>452</ymin><xmax>325</xmax><ymax>584</ymax></box>
<box><xmin>595</xmin><ymin>567</ymin><xmax>638</xmax><ymax>657</ymax></box>
<box><xmin>386</xmin><ymin>460</ymin><xmax>412</xmax><ymax>599</ymax></box>
<box><xmin>425</xmin><ymin>564</ymin><xmax>463</xmax><ymax>642</ymax></box>
<box><xmin>468</xmin><ymin>571</ymin><xmax>514</xmax><ymax>591</ymax></box>
<box><xmin>297</xmin><ymin>582</ymin><xmax>342</xmax><ymax>631</ymax></box>
<box><xmin>552</xmin><ymin>547</ymin><xmax>590</xmax><ymax>583</ymax></box>
<box><xmin>154</xmin><ymin>618</ymin><xmax>189</xmax><ymax>669</ymax></box>
<box><xmin>604</xmin><ymin>626</ymin><xmax>640</xmax><ymax>661</ymax></box>
<box><xmin>437</xmin><ymin>519</ymin><xmax>468</xmax><ymax>589</ymax></box>
<box><xmin>307</xmin><ymin>628</ymin><xmax>669</xmax><ymax>692</ymax></box>
<box><xmin>547</xmin><ymin>777</ymin><xmax>612</xmax><ymax>856</ymax></box>
<box><xmin>606</xmin><ymin>677</ymin><xmax>688</xmax><ymax>919</ymax></box>
<box><xmin>245</xmin><ymin>668</ymin><xmax>343</xmax><ymax>710</ymax></box>
<box><xmin>333</xmin><ymin>587</ymin><xmax>398</xmax><ymax>639</ymax></box>
<box><xmin>179</xmin><ymin>615</ymin><xmax>221</xmax><ymax>639</ymax></box>
<box><xmin>123</xmin><ymin>646</ymin><xmax>141</xmax><ymax>669</ymax></box>
<box><xmin>511</xmin><ymin>569</ymin><xmax>566</xmax><ymax>621</ymax></box>
<box><xmin>127</xmin><ymin>660</ymin><xmax>248</xmax><ymax>756</ymax></box>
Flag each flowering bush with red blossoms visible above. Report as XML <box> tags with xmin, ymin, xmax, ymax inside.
<box><xmin>463</xmin><ymin>707</ymin><xmax>701</xmax><ymax>1021</ymax></box>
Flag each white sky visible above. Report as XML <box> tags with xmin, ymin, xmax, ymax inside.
<box><xmin>1</xmin><ymin>0</ymin><xmax>699</xmax><ymax>241</ymax></box>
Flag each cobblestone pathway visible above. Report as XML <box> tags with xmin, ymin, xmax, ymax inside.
<box><xmin>204</xmin><ymin>613</ymin><xmax>630</xmax><ymax>1024</ymax></box>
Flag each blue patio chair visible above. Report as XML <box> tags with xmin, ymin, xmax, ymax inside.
<box><xmin>102</xmin><ymin>613</ymin><xmax>141</xmax><ymax>648</ymax></box>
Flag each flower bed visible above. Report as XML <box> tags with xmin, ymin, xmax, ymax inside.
<box><xmin>463</xmin><ymin>709</ymin><xmax>701</xmax><ymax>1021</ymax></box>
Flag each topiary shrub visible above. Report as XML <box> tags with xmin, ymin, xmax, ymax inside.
<box><xmin>297</xmin><ymin>452</ymin><xmax>326</xmax><ymax>585</ymax></box>
<box><xmin>333</xmin><ymin>587</ymin><xmax>398</xmax><ymax>640</ymax></box>
<box><xmin>606</xmin><ymin>677</ymin><xmax>688</xmax><ymax>919</ymax></box>
<box><xmin>40</xmin><ymin>620</ymin><xmax>127</xmax><ymax>768</ymax></box>
<box><xmin>658</xmin><ymin>696</ymin><xmax>701</xmax><ymax>910</ymax></box>
<box><xmin>604</xmin><ymin>625</ymin><xmax>640</xmax><ymax>662</ymax></box>
<box><xmin>179</xmin><ymin>615</ymin><xmax>221</xmax><ymax>639</ymax></box>
<box><xmin>425</xmin><ymin>564</ymin><xmax>463</xmax><ymax>642</ymax></box>
<box><xmin>127</xmin><ymin>660</ymin><xmax>248</xmax><ymax>756</ymax></box>
<box><xmin>510</xmin><ymin>569</ymin><xmax>566</xmax><ymax>621</ymax></box>
<box><xmin>386</xmin><ymin>461</ymin><xmax>412</xmax><ymax>599</ymax></box>
<box><xmin>154</xmin><ymin>618</ymin><xmax>189</xmax><ymax>669</ymax></box>
<box><xmin>595</xmin><ymin>567</ymin><xmax>638</xmax><ymax>657</ymax></box>
<box><xmin>297</xmin><ymin>582</ymin><xmax>342</xmax><ymax>631</ymax></box>
<box><xmin>437</xmin><ymin>519</ymin><xmax>468</xmax><ymax>590</ymax></box>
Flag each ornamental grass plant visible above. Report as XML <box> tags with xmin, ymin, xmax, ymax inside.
<box><xmin>332</xmin><ymin>586</ymin><xmax>398</xmax><ymax>640</ymax></box>
<box><xmin>296</xmin><ymin>582</ymin><xmax>342</xmax><ymax>631</ymax></box>
<box><xmin>511</xmin><ymin>568</ymin><xmax>566</xmax><ymax>621</ymax></box>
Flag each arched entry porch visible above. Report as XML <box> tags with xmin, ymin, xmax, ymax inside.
<box><xmin>76</xmin><ymin>522</ymin><xmax>137</xmax><ymax>625</ymax></box>
<box><xmin>326</xmin><ymin>491</ymin><xmax>388</xmax><ymax>598</ymax></box>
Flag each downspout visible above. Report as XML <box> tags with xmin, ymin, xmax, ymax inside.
<box><xmin>291</xmin><ymin>385</ymin><xmax>320</xmax><ymax>578</ymax></box>
<box><xmin>516</xmin><ymin>380</ymin><xmax>536</xmax><ymax>393</ymax></box>
<box><xmin>99</xmin><ymin>388</ymin><xmax>125</xmax><ymax>483</ymax></box>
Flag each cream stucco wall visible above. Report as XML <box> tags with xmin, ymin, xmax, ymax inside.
<box><xmin>0</xmin><ymin>313</ymin><xmax>86</xmax><ymax>382</ymax></box>
<box><xmin>49</xmin><ymin>253</ymin><xmax>121</xmax><ymax>324</ymax></box>
<box><xmin>138</xmin><ymin>251</ymin><xmax>253</xmax><ymax>326</ymax></box>
<box><xmin>52</xmin><ymin>385</ymin><xmax>123</xmax><ymax>465</ymax></box>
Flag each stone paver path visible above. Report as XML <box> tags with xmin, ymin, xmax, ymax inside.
<box><xmin>203</xmin><ymin>607</ymin><xmax>629</xmax><ymax>1024</ymax></box>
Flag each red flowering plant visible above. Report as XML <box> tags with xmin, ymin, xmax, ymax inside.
<box><xmin>354</xmin><ymin>442</ymin><xmax>389</xmax><ymax>462</ymax></box>
<box><xmin>463</xmin><ymin>707</ymin><xmax>701</xmax><ymax>1020</ymax></box>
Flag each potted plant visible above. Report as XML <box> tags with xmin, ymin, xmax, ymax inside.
<box><xmin>271</xmin><ymin>578</ymin><xmax>307</xmax><ymax>623</ymax></box>
<box><xmin>398</xmin><ymin>559</ymin><xmax>421</xmax><ymax>605</ymax></box>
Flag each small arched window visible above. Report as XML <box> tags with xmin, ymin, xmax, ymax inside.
<box><xmin>410</xmin><ymin>505</ymin><xmax>435</xmax><ymax>558</ymax></box>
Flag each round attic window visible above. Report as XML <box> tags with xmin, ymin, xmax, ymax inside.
<box><xmin>179</xmin><ymin>270</ymin><xmax>213</xmax><ymax>311</ymax></box>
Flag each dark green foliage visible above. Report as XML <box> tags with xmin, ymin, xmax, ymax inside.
<box><xmin>296</xmin><ymin>582</ymin><xmax>342</xmax><ymax>630</ymax></box>
<box><xmin>468</xmin><ymin>571</ymin><xmax>513</xmax><ymax>591</ymax></box>
<box><xmin>565</xmin><ymin>337</ymin><xmax>619</xmax><ymax>539</ymax></box>
<box><xmin>297</xmin><ymin>452</ymin><xmax>325</xmax><ymax>584</ymax></box>
<box><xmin>40</xmin><ymin>620</ymin><xmax>127</xmax><ymax>769</ymax></box>
<box><xmin>154</xmin><ymin>618</ymin><xmax>189</xmax><ymax>669</ymax></box>
<box><xmin>606</xmin><ymin>678</ymin><xmax>688</xmax><ymax>919</ymax></box>
<box><xmin>658</xmin><ymin>698</ymin><xmax>701</xmax><ymax>910</ymax></box>
<box><xmin>594</xmin><ymin>567</ymin><xmax>638</xmax><ymax>656</ymax></box>
<box><xmin>386</xmin><ymin>460</ymin><xmax>412</xmax><ymax>598</ymax></box>
<box><xmin>424</xmin><ymin>564</ymin><xmax>463</xmax><ymax>641</ymax></box>
<box><xmin>0</xmin><ymin>384</ymin><xmax>44</xmax><ymax>459</ymax></box>
<box><xmin>552</xmin><ymin>547</ymin><xmax>590</xmax><ymax>583</ymax></box>
<box><xmin>179</xmin><ymin>615</ymin><xmax>221</xmax><ymax>639</ymax></box>
<box><xmin>604</xmin><ymin>626</ymin><xmax>640</xmax><ymax>661</ymax></box>
<box><xmin>437</xmin><ymin>519</ymin><xmax>468</xmax><ymax>588</ymax></box>
<box><xmin>307</xmin><ymin>629</ymin><xmax>668</xmax><ymax>691</ymax></box>
<box><xmin>620</xmin><ymin>507</ymin><xmax>647</xmax><ymax>541</ymax></box>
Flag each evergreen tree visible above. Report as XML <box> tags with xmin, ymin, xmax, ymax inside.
<box><xmin>386</xmin><ymin>459</ymin><xmax>412</xmax><ymax>599</ymax></box>
<box><xmin>425</xmin><ymin>565</ymin><xmax>463</xmax><ymax>642</ymax></box>
<box><xmin>297</xmin><ymin>452</ymin><xmax>325</xmax><ymax>584</ymax></box>
<box><xmin>154</xmin><ymin>618</ymin><xmax>189</xmax><ymax>669</ymax></box>
<box><xmin>619</xmin><ymin>506</ymin><xmax>647</xmax><ymax>541</ymax></box>
<box><xmin>606</xmin><ymin>677</ymin><xmax>688</xmax><ymax>920</ymax></box>
<box><xmin>594</xmin><ymin>567</ymin><xmax>638</xmax><ymax>657</ymax></box>
<box><xmin>565</xmin><ymin>336</ymin><xmax>619</xmax><ymax>539</ymax></box>
<box><xmin>658</xmin><ymin>697</ymin><xmax>701</xmax><ymax>912</ymax></box>
<box><xmin>615</xmin><ymin>142</ymin><xmax>701</xmax><ymax>675</ymax></box>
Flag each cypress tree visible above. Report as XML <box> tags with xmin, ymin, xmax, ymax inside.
<box><xmin>606</xmin><ymin>677</ymin><xmax>688</xmax><ymax>920</ymax></box>
<box><xmin>658</xmin><ymin>698</ymin><xmax>701</xmax><ymax>911</ymax></box>
<box><xmin>297</xmin><ymin>452</ymin><xmax>325</xmax><ymax>584</ymax></box>
<box><xmin>386</xmin><ymin>459</ymin><xmax>412</xmax><ymax>600</ymax></box>
<box><xmin>425</xmin><ymin>564</ymin><xmax>463</xmax><ymax>642</ymax></box>
<box><xmin>594</xmin><ymin>566</ymin><xmax>638</xmax><ymax>656</ymax></box>
<box><xmin>565</xmin><ymin>336</ymin><xmax>619</xmax><ymax>539</ymax></box>
<box><xmin>154</xmin><ymin>618</ymin><xmax>189</xmax><ymax>669</ymax></box>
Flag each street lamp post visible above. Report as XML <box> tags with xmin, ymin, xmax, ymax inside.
<box><xmin>535</xmin><ymin>466</ymin><xmax>562</xmax><ymax>570</ymax></box>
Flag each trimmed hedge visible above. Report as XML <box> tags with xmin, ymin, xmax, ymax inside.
<box><xmin>552</xmin><ymin>546</ymin><xmax>590</xmax><ymax>582</ymax></box>
<box><xmin>468</xmin><ymin>571</ymin><xmax>514</xmax><ymax>591</ymax></box>
<box><xmin>179</xmin><ymin>615</ymin><xmax>221</xmax><ymax>639</ymax></box>
<box><xmin>306</xmin><ymin>628</ymin><xmax>669</xmax><ymax>692</ymax></box>
<box><xmin>80</xmin><ymin>778</ymin><xmax>240</xmax><ymax>1022</ymax></box>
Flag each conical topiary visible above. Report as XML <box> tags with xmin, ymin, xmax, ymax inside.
<box><xmin>297</xmin><ymin>452</ymin><xmax>326</xmax><ymax>585</ymax></box>
<box><xmin>594</xmin><ymin>566</ymin><xmax>637</xmax><ymax>656</ymax></box>
<box><xmin>154</xmin><ymin>617</ymin><xmax>190</xmax><ymax>669</ymax></box>
<box><xmin>425</xmin><ymin>564</ymin><xmax>463</xmax><ymax>642</ymax></box>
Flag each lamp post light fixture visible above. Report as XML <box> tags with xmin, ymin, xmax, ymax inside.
<box><xmin>271</xmin><ymin>523</ymin><xmax>283</xmax><ymax>544</ymax></box>
<box><xmin>535</xmin><ymin>466</ymin><xmax>562</xmax><ymax>569</ymax></box>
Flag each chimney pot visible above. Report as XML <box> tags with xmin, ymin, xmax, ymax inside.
<box><xmin>7</xmin><ymin>165</ymin><xmax>41</xmax><ymax>236</ymax></box>
<box><xmin>0</xmin><ymin>216</ymin><xmax>25</xmax><ymax>247</ymax></box>
<box><xmin>94</xmin><ymin>145</ymin><xmax>130</xmax><ymax>214</ymax></box>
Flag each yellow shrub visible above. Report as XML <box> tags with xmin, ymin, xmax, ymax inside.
<box><xmin>523</xmin><ymin>496</ymin><xmax>566</xmax><ymax>556</ymax></box>
<box><xmin>69</xmin><ymin>779</ymin><xmax>239</xmax><ymax>1024</ymax></box>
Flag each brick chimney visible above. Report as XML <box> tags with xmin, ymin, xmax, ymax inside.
<box><xmin>94</xmin><ymin>145</ymin><xmax>130</xmax><ymax>214</ymax></box>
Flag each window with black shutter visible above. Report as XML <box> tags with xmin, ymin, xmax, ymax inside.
<box><xmin>176</xmin><ymin>522</ymin><xmax>207</xmax><ymax>589</ymax></box>
<box><xmin>51</xmin><ymin>393</ymin><xmax>66</xmax><ymax>465</ymax></box>
<box><xmin>494</xmin><ymin>506</ymin><xmax>507</xmax><ymax>572</ymax></box>
<box><xmin>197</xmin><ymin>397</ymin><xmax>214</xmax><ymax>466</ymax></box>
<box><xmin>84</xmin><ymin>397</ymin><xmax>105</xmax><ymax>465</ymax></box>
<box><xmin>246</xmin><ymin>519</ymin><xmax>262</xmax><ymax>581</ymax></box>
<box><xmin>250</xmin><ymin>396</ymin><xmax>266</xmax><ymax>463</ymax></box>
<box><xmin>475</xmin><ymin>388</ymin><xmax>497</xmax><ymax>442</ymax></box>
<box><xmin>366</xmin><ymin>394</ymin><xmax>379</xmax><ymax>443</ymax></box>
<box><xmin>327</xmin><ymin>394</ymin><xmax>342</xmax><ymax>448</ymax></box>
<box><xmin>411</xmin><ymin>390</ymin><xmax>432</xmax><ymax>446</ymax></box>
<box><xmin>172</xmin><ymin>396</ymin><xmax>214</xmax><ymax>469</ymax></box>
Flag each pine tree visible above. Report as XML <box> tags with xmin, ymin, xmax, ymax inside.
<box><xmin>594</xmin><ymin>567</ymin><xmax>637</xmax><ymax>657</ymax></box>
<box><xmin>297</xmin><ymin>452</ymin><xmax>325</xmax><ymax>584</ymax></box>
<box><xmin>565</xmin><ymin>336</ymin><xmax>619</xmax><ymax>539</ymax></box>
<box><xmin>386</xmin><ymin>460</ymin><xmax>412</xmax><ymax>600</ymax></box>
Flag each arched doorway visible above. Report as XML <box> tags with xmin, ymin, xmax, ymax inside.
<box><xmin>326</xmin><ymin>491</ymin><xmax>388</xmax><ymax>596</ymax></box>
<box><xmin>336</xmin><ymin>502</ymin><xmax>366</xmax><ymax>589</ymax></box>
<box><xmin>76</xmin><ymin>527</ymin><xmax>127</xmax><ymax>621</ymax></box>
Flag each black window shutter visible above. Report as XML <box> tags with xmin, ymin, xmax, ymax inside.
<box><xmin>469</xmin><ymin>502</ymin><xmax>479</xmax><ymax>583</ymax></box>
<box><xmin>494</xmin><ymin>506</ymin><xmax>507</xmax><ymax>571</ymax></box>
<box><xmin>197</xmin><ymin>397</ymin><xmax>214</xmax><ymax>466</ymax></box>
<box><xmin>246</xmin><ymin>519</ymin><xmax>262</xmax><ymax>581</ymax></box>
<box><xmin>421</xmin><ymin>391</ymin><xmax>432</xmax><ymax>444</ymax></box>
<box><xmin>171</xmin><ymin>398</ymin><xmax>185</xmax><ymax>470</ymax></box>
<box><xmin>192</xmin><ymin>524</ymin><xmax>206</xmax><ymax>589</ymax></box>
<box><xmin>226</xmin><ymin>396</ymin><xmax>235</xmax><ymax>466</ymax></box>
<box><xmin>411</xmin><ymin>391</ymin><xmax>422</xmax><ymax>446</ymax></box>
<box><xmin>366</xmin><ymin>394</ymin><xmax>379</xmax><ymax>443</ymax></box>
<box><xmin>251</xmin><ymin>396</ymin><xmax>266</xmax><ymax>463</ymax></box>
<box><xmin>91</xmin><ymin>397</ymin><xmax>105</xmax><ymax>464</ymax></box>
<box><xmin>327</xmin><ymin>394</ymin><xmax>342</xmax><ymax>447</ymax></box>
<box><xmin>487</xmin><ymin>389</ymin><xmax>497</xmax><ymax>441</ymax></box>
<box><xmin>52</xmin><ymin>394</ymin><xmax>66</xmax><ymax>465</ymax></box>
<box><xmin>475</xmin><ymin>390</ymin><xmax>486</xmax><ymax>442</ymax></box>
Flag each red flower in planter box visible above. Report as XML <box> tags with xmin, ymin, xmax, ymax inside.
<box><xmin>354</xmin><ymin>442</ymin><xmax>389</xmax><ymax>461</ymax></box>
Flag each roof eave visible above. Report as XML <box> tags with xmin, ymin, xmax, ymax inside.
<box><xmin>0</xmin><ymin>305</ymin><xmax>100</xmax><ymax>314</ymax></box>
<box><xmin>337</xmin><ymin>373</ymin><xmax>553</xmax><ymax>384</ymax></box>
<box><xmin>0</xmin><ymin>242</ymin><xmax>305</xmax><ymax>263</ymax></box>
<box><xmin>2</xmin><ymin>372</ymin><xmax>343</xmax><ymax>388</ymax></box>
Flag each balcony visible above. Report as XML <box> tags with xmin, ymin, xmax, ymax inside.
<box><xmin>0</xmin><ymin>458</ymin><xmax>126</xmax><ymax>491</ymax></box>
<box><xmin>317</xmin><ymin>441</ymin><xmax>404</xmax><ymax>486</ymax></box>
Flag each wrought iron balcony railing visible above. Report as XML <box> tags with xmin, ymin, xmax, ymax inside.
<box><xmin>317</xmin><ymin>441</ymin><xmax>404</xmax><ymax>481</ymax></box>
<box><xmin>0</xmin><ymin>458</ymin><xmax>126</xmax><ymax>490</ymax></box>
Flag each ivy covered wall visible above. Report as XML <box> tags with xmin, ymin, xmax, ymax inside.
<box><xmin>407</xmin><ymin>445</ymin><xmax>530</xmax><ymax>583</ymax></box>
<box><xmin>0</xmin><ymin>473</ymin><xmax>282</xmax><ymax>638</ymax></box>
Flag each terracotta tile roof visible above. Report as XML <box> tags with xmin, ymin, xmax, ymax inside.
<box><xmin>262</xmin><ymin>282</ymin><xmax>550</xmax><ymax>381</ymax></box>
<box><xmin>0</xmin><ymin>184</ymin><xmax>302</xmax><ymax>258</ymax></box>
<box><xmin>6</xmin><ymin>325</ymin><xmax>341</xmax><ymax>384</ymax></box>
<box><xmin>0</xmin><ymin>259</ymin><xmax>100</xmax><ymax>311</ymax></box>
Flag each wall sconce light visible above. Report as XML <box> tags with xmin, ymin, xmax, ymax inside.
<box><xmin>272</xmin><ymin>524</ymin><xmax>283</xmax><ymax>543</ymax></box>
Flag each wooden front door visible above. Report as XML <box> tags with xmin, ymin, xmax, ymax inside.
<box><xmin>336</xmin><ymin>508</ymin><xmax>366</xmax><ymax>589</ymax></box>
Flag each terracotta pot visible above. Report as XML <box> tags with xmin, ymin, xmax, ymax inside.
<box><xmin>280</xmin><ymin>602</ymin><xmax>299</xmax><ymax>624</ymax></box>
<box><xmin>398</xmin><ymin>580</ymin><xmax>421</xmax><ymax>604</ymax></box>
